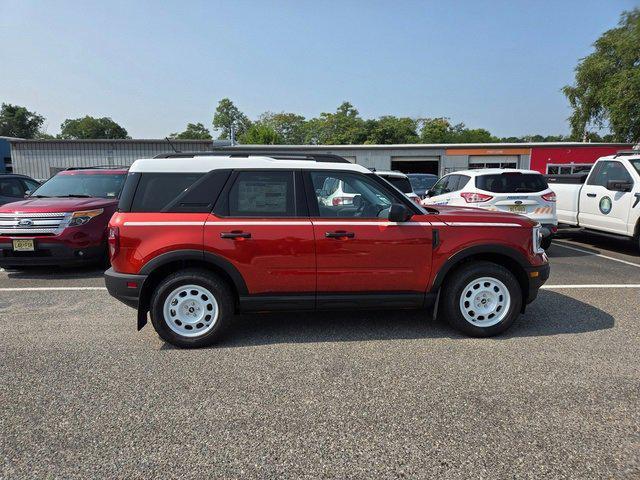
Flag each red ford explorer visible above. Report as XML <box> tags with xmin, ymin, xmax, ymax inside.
<box><xmin>0</xmin><ymin>167</ymin><xmax>128</xmax><ymax>268</ymax></box>
<box><xmin>104</xmin><ymin>151</ymin><xmax>549</xmax><ymax>348</ymax></box>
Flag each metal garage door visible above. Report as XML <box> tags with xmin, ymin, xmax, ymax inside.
<box><xmin>468</xmin><ymin>155</ymin><xmax>519</xmax><ymax>170</ymax></box>
<box><xmin>391</xmin><ymin>156</ymin><xmax>439</xmax><ymax>174</ymax></box>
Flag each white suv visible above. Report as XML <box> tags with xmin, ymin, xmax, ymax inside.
<box><xmin>319</xmin><ymin>170</ymin><xmax>420</xmax><ymax>206</ymax></box>
<box><xmin>422</xmin><ymin>169</ymin><xmax>557</xmax><ymax>247</ymax></box>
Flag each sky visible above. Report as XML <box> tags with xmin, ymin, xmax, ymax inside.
<box><xmin>0</xmin><ymin>0</ymin><xmax>637</xmax><ymax>139</ymax></box>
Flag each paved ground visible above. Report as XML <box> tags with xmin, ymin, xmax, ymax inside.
<box><xmin>1</xmin><ymin>234</ymin><xmax>639</xmax><ymax>479</ymax></box>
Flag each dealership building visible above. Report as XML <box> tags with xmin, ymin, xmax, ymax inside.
<box><xmin>0</xmin><ymin>137</ymin><xmax>632</xmax><ymax>180</ymax></box>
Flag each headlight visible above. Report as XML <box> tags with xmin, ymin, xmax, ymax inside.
<box><xmin>68</xmin><ymin>209</ymin><xmax>104</xmax><ymax>227</ymax></box>
<box><xmin>532</xmin><ymin>224</ymin><xmax>544</xmax><ymax>254</ymax></box>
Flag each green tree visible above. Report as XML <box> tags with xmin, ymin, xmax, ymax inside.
<box><xmin>212</xmin><ymin>98</ymin><xmax>252</xmax><ymax>139</ymax></box>
<box><xmin>420</xmin><ymin>117</ymin><xmax>496</xmax><ymax>143</ymax></box>
<box><xmin>59</xmin><ymin>116</ymin><xmax>129</xmax><ymax>139</ymax></box>
<box><xmin>238</xmin><ymin>123</ymin><xmax>283</xmax><ymax>144</ymax></box>
<box><xmin>563</xmin><ymin>9</ymin><xmax>640</xmax><ymax>142</ymax></box>
<box><xmin>364</xmin><ymin>116</ymin><xmax>419</xmax><ymax>144</ymax></box>
<box><xmin>257</xmin><ymin>112</ymin><xmax>307</xmax><ymax>144</ymax></box>
<box><xmin>0</xmin><ymin>103</ymin><xmax>45</xmax><ymax>138</ymax></box>
<box><xmin>304</xmin><ymin>102</ymin><xmax>369</xmax><ymax>144</ymax></box>
<box><xmin>169</xmin><ymin>122</ymin><xmax>212</xmax><ymax>140</ymax></box>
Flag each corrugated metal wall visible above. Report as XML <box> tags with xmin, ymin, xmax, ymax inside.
<box><xmin>10</xmin><ymin>140</ymin><xmax>215</xmax><ymax>180</ymax></box>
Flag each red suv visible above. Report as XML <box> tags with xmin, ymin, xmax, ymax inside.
<box><xmin>0</xmin><ymin>167</ymin><xmax>128</xmax><ymax>268</ymax></box>
<box><xmin>105</xmin><ymin>151</ymin><xmax>549</xmax><ymax>348</ymax></box>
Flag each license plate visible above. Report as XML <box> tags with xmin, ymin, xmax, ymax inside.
<box><xmin>12</xmin><ymin>239</ymin><xmax>35</xmax><ymax>251</ymax></box>
<box><xmin>508</xmin><ymin>205</ymin><xmax>526</xmax><ymax>214</ymax></box>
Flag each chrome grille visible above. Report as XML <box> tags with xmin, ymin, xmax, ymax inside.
<box><xmin>0</xmin><ymin>212</ymin><xmax>68</xmax><ymax>235</ymax></box>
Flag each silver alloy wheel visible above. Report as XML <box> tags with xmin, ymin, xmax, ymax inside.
<box><xmin>163</xmin><ymin>284</ymin><xmax>219</xmax><ymax>337</ymax></box>
<box><xmin>459</xmin><ymin>276</ymin><xmax>511</xmax><ymax>327</ymax></box>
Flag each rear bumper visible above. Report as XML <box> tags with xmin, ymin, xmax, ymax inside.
<box><xmin>104</xmin><ymin>267</ymin><xmax>147</xmax><ymax>309</ymax></box>
<box><xmin>525</xmin><ymin>263</ymin><xmax>550</xmax><ymax>304</ymax></box>
<box><xmin>0</xmin><ymin>240</ymin><xmax>106</xmax><ymax>267</ymax></box>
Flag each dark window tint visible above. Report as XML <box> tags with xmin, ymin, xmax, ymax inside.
<box><xmin>228</xmin><ymin>171</ymin><xmax>295</xmax><ymax>217</ymax></box>
<box><xmin>456</xmin><ymin>175</ymin><xmax>471</xmax><ymax>191</ymax></box>
<box><xmin>22</xmin><ymin>179</ymin><xmax>40</xmax><ymax>192</ymax></box>
<box><xmin>131</xmin><ymin>173</ymin><xmax>203</xmax><ymax>212</ymax></box>
<box><xmin>380</xmin><ymin>175</ymin><xmax>413</xmax><ymax>193</ymax></box>
<box><xmin>476</xmin><ymin>173</ymin><xmax>548</xmax><ymax>193</ymax></box>
<box><xmin>587</xmin><ymin>161</ymin><xmax>633</xmax><ymax>188</ymax></box>
<box><xmin>431</xmin><ymin>175</ymin><xmax>454</xmax><ymax>196</ymax></box>
<box><xmin>0</xmin><ymin>178</ymin><xmax>26</xmax><ymax>197</ymax></box>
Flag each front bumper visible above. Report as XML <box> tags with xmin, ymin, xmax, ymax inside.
<box><xmin>104</xmin><ymin>267</ymin><xmax>147</xmax><ymax>309</ymax></box>
<box><xmin>524</xmin><ymin>263</ymin><xmax>550</xmax><ymax>304</ymax></box>
<box><xmin>0</xmin><ymin>240</ymin><xmax>106</xmax><ymax>267</ymax></box>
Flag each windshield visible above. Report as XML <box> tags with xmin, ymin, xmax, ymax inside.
<box><xmin>408</xmin><ymin>175</ymin><xmax>437</xmax><ymax>191</ymax></box>
<box><xmin>631</xmin><ymin>159</ymin><xmax>640</xmax><ymax>176</ymax></box>
<box><xmin>380</xmin><ymin>175</ymin><xmax>414</xmax><ymax>193</ymax></box>
<box><xmin>32</xmin><ymin>173</ymin><xmax>126</xmax><ymax>199</ymax></box>
<box><xmin>476</xmin><ymin>173</ymin><xmax>548</xmax><ymax>193</ymax></box>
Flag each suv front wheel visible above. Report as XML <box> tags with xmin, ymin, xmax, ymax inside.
<box><xmin>150</xmin><ymin>269</ymin><xmax>233</xmax><ymax>348</ymax></box>
<box><xmin>440</xmin><ymin>261</ymin><xmax>522</xmax><ymax>337</ymax></box>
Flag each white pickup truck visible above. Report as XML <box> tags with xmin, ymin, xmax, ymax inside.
<box><xmin>547</xmin><ymin>151</ymin><xmax>640</xmax><ymax>249</ymax></box>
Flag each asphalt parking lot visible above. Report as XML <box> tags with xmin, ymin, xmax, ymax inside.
<box><xmin>1</xmin><ymin>233</ymin><xmax>639</xmax><ymax>479</ymax></box>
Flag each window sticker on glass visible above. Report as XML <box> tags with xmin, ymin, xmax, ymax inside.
<box><xmin>237</xmin><ymin>181</ymin><xmax>288</xmax><ymax>213</ymax></box>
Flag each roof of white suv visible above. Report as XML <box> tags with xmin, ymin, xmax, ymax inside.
<box><xmin>449</xmin><ymin>168</ymin><xmax>542</xmax><ymax>177</ymax></box>
<box><xmin>129</xmin><ymin>155</ymin><xmax>372</xmax><ymax>174</ymax></box>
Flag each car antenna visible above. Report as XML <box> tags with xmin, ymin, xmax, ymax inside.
<box><xmin>165</xmin><ymin>137</ymin><xmax>180</xmax><ymax>153</ymax></box>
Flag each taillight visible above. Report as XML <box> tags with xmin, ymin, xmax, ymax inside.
<box><xmin>542</xmin><ymin>192</ymin><xmax>556</xmax><ymax>202</ymax></box>
<box><xmin>460</xmin><ymin>192</ymin><xmax>493</xmax><ymax>203</ymax></box>
<box><xmin>108</xmin><ymin>226</ymin><xmax>119</xmax><ymax>258</ymax></box>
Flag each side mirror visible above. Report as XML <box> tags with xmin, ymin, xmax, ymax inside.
<box><xmin>606</xmin><ymin>179</ymin><xmax>633</xmax><ymax>192</ymax></box>
<box><xmin>388</xmin><ymin>203</ymin><xmax>412</xmax><ymax>222</ymax></box>
<box><xmin>24</xmin><ymin>190</ymin><xmax>31</xmax><ymax>198</ymax></box>
<box><xmin>425</xmin><ymin>189</ymin><xmax>434</xmax><ymax>198</ymax></box>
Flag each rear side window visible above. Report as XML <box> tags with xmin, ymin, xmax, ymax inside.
<box><xmin>476</xmin><ymin>173</ymin><xmax>548</xmax><ymax>193</ymax></box>
<box><xmin>381</xmin><ymin>175</ymin><xmax>413</xmax><ymax>193</ymax></box>
<box><xmin>131</xmin><ymin>173</ymin><xmax>204</xmax><ymax>212</ymax></box>
<box><xmin>228</xmin><ymin>171</ymin><xmax>295</xmax><ymax>217</ymax></box>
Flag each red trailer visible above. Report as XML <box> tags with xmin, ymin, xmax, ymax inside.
<box><xmin>529</xmin><ymin>145</ymin><xmax>631</xmax><ymax>175</ymax></box>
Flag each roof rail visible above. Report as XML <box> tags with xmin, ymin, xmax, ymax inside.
<box><xmin>613</xmin><ymin>150</ymin><xmax>640</xmax><ymax>158</ymax></box>
<box><xmin>153</xmin><ymin>149</ymin><xmax>351</xmax><ymax>163</ymax></box>
<box><xmin>64</xmin><ymin>165</ymin><xmax>129</xmax><ymax>170</ymax></box>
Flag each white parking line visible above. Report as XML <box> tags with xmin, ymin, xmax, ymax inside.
<box><xmin>0</xmin><ymin>287</ymin><xmax>107</xmax><ymax>292</ymax></box>
<box><xmin>553</xmin><ymin>241</ymin><xmax>640</xmax><ymax>269</ymax></box>
<box><xmin>541</xmin><ymin>284</ymin><xmax>640</xmax><ymax>289</ymax></box>
<box><xmin>0</xmin><ymin>285</ymin><xmax>639</xmax><ymax>294</ymax></box>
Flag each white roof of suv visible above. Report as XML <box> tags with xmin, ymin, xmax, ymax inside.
<box><xmin>452</xmin><ymin>168</ymin><xmax>542</xmax><ymax>177</ymax></box>
<box><xmin>129</xmin><ymin>155</ymin><xmax>371</xmax><ymax>174</ymax></box>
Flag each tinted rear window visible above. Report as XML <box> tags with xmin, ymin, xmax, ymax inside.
<box><xmin>381</xmin><ymin>175</ymin><xmax>413</xmax><ymax>193</ymax></box>
<box><xmin>131</xmin><ymin>173</ymin><xmax>204</xmax><ymax>212</ymax></box>
<box><xmin>476</xmin><ymin>173</ymin><xmax>548</xmax><ymax>193</ymax></box>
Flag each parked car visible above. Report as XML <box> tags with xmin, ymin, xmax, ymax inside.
<box><xmin>0</xmin><ymin>174</ymin><xmax>41</xmax><ymax>206</ymax></box>
<box><xmin>0</xmin><ymin>166</ymin><xmax>128</xmax><ymax>268</ymax></box>
<box><xmin>407</xmin><ymin>173</ymin><xmax>438</xmax><ymax>199</ymax></box>
<box><xmin>422</xmin><ymin>169</ymin><xmax>557</xmax><ymax>249</ymax></box>
<box><xmin>374</xmin><ymin>170</ymin><xmax>422</xmax><ymax>204</ymax></box>
<box><xmin>547</xmin><ymin>151</ymin><xmax>640</xmax><ymax>249</ymax></box>
<box><xmin>104</xmin><ymin>151</ymin><xmax>549</xmax><ymax>348</ymax></box>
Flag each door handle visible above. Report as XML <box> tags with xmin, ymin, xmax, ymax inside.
<box><xmin>586</xmin><ymin>193</ymin><xmax>597</xmax><ymax>198</ymax></box>
<box><xmin>325</xmin><ymin>231</ymin><xmax>355</xmax><ymax>239</ymax></box>
<box><xmin>220</xmin><ymin>231</ymin><xmax>251</xmax><ymax>239</ymax></box>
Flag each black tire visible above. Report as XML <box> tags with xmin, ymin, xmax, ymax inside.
<box><xmin>439</xmin><ymin>261</ymin><xmax>522</xmax><ymax>337</ymax></box>
<box><xmin>541</xmin><ymin>236</ymin><xmax>552</xmax><ymax>250</ymax></box>
<box><xmin>150</xmin><ymin>269</ymin><xmax>234</xmax><ymax>348</ymax></box>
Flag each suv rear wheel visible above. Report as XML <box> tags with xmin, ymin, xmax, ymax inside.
<box><xmin>440</xmin><ymin>261</ymin><xmax>522</xmax><ymax>337</ymax></box>
<box><xmin>150</xmin><ymin>269</ymin><xmax>233</xmax><ymax>348</ymax></box>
